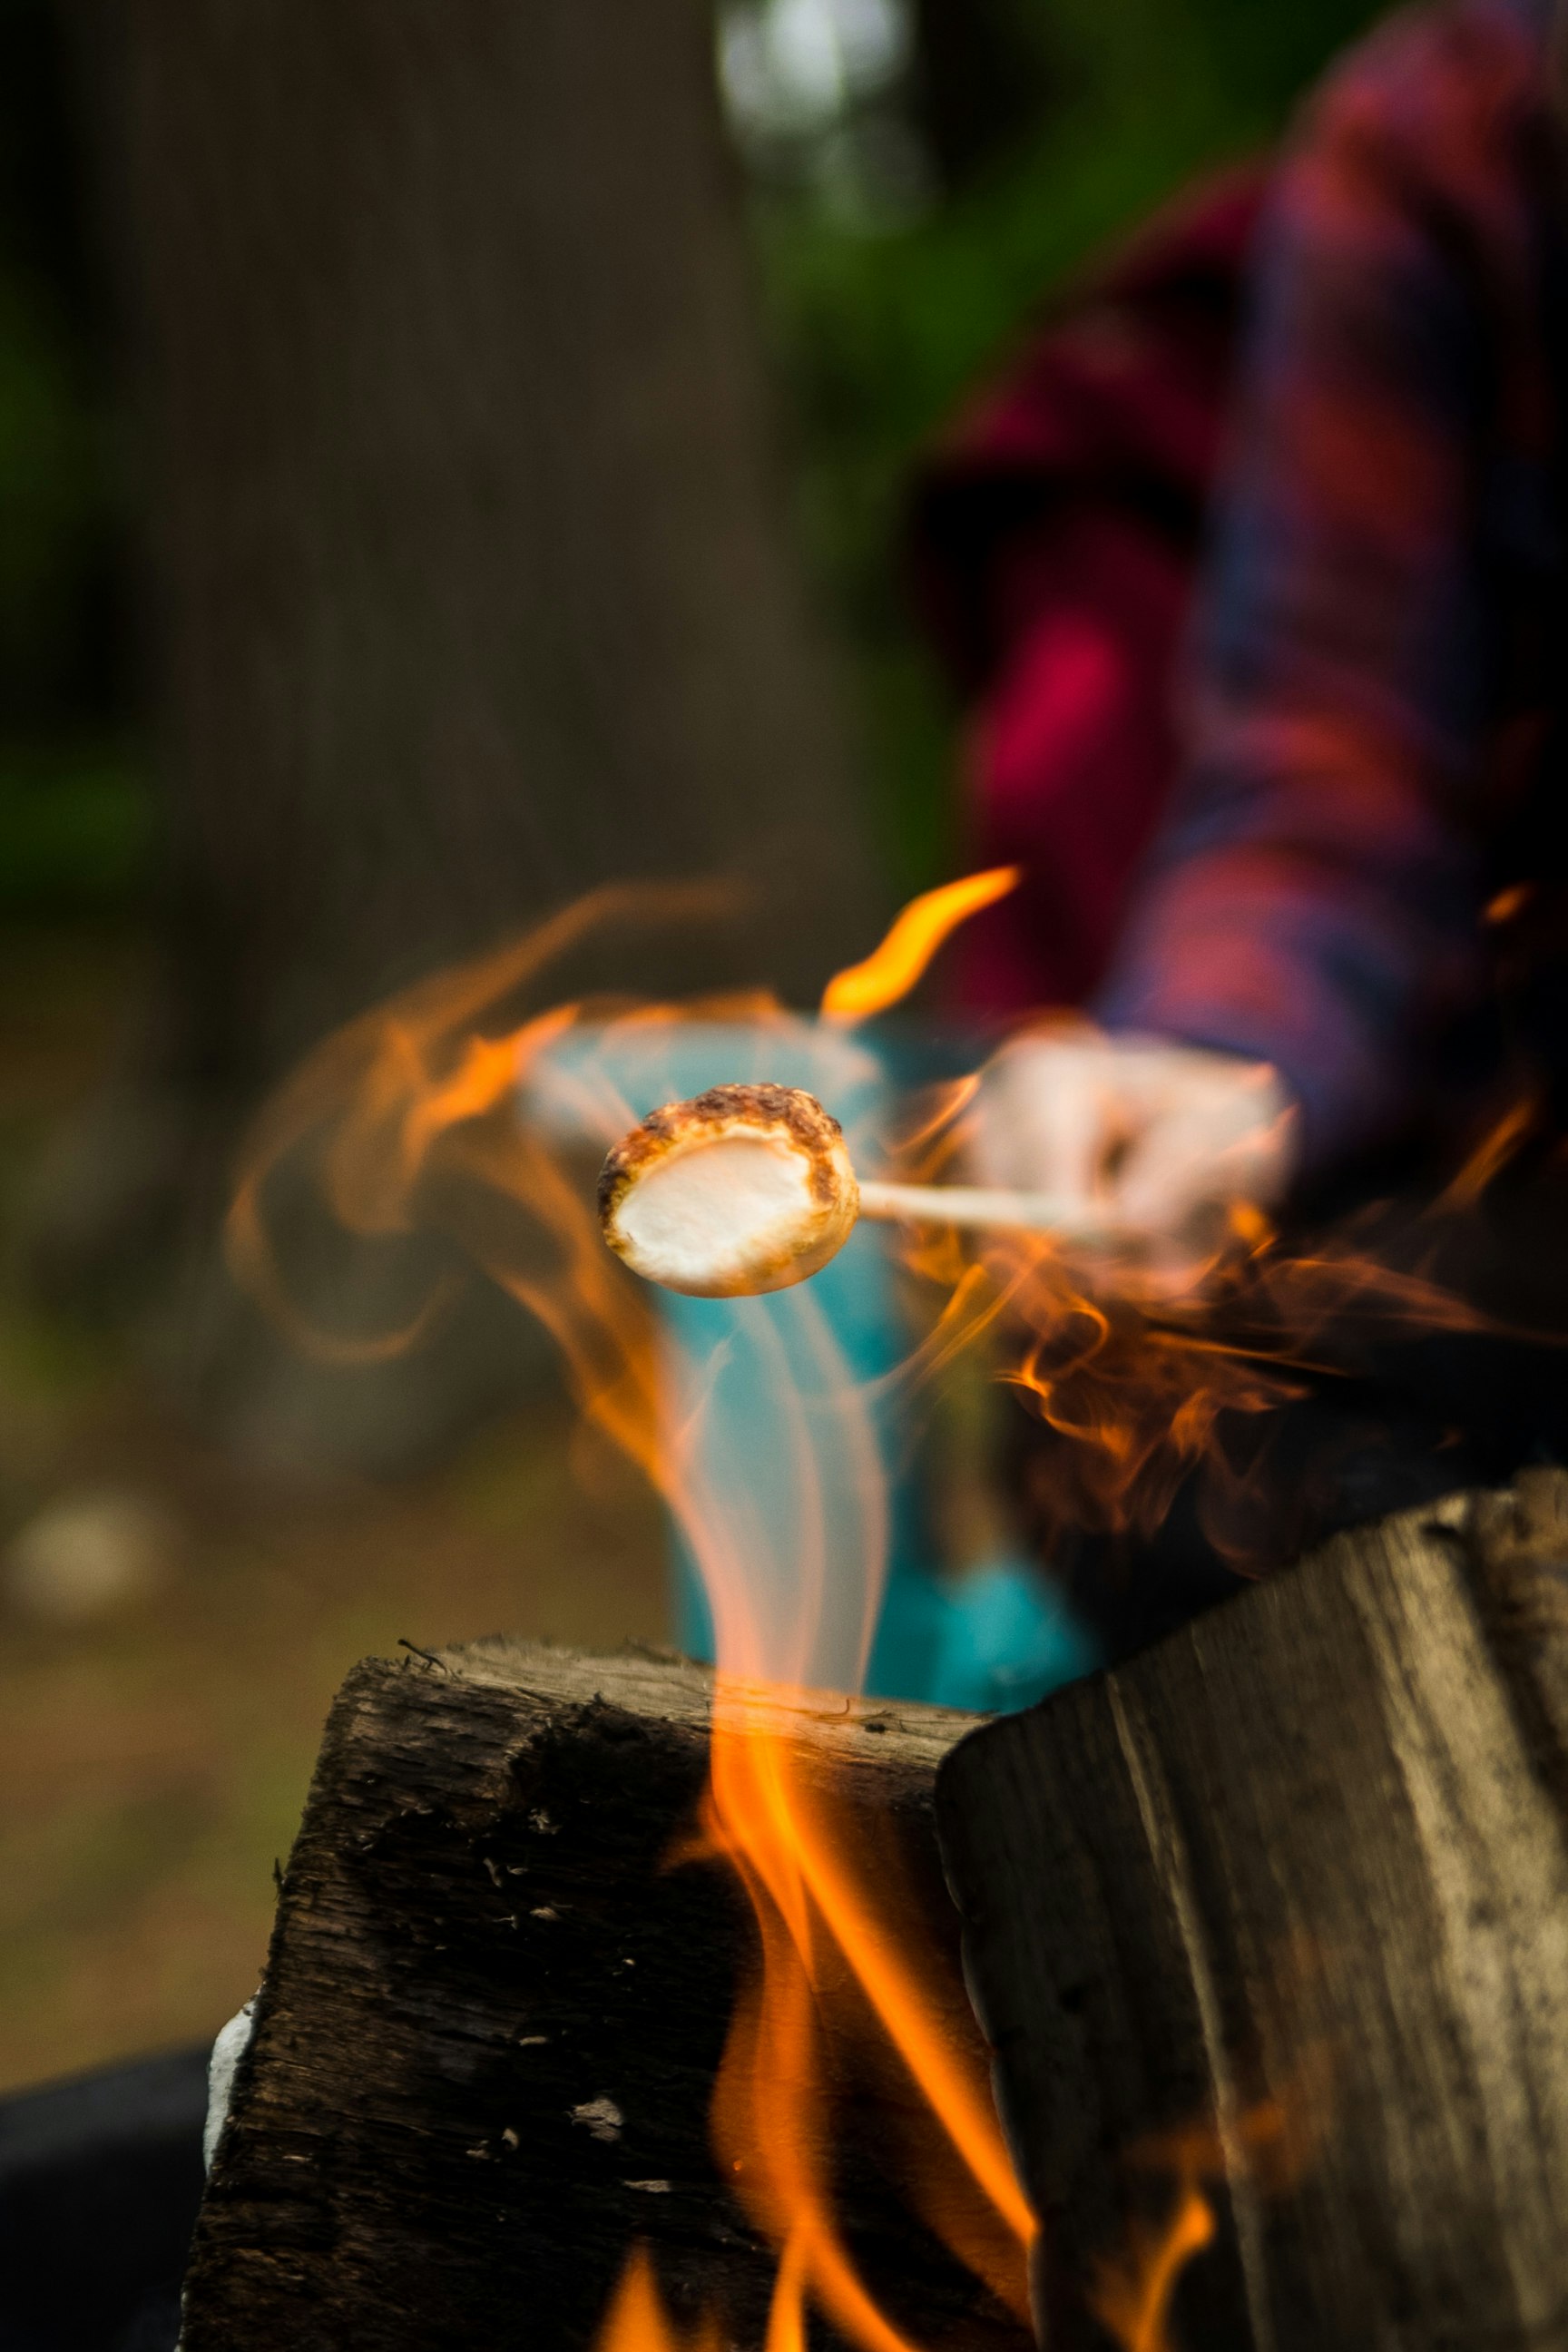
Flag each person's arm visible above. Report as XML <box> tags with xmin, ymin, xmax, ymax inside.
<box><xmin>1097</xmin><ymin>14</ymin><xmax>1501</xmax><ymax>1174</ymax></box>
<box><xmin>976</xmin><ymin>3</ymin><xmax>1535</xmax><ymax>1245</ymax></box>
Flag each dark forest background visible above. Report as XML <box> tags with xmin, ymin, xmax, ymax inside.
<box><xmin>0</xmin><ymin>0</ymin><xmax>1382</xmax><ymax>924</ymax></box>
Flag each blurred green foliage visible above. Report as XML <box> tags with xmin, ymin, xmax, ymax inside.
<box><xmin>0</xmin><ymin>0</ymin><xmax>1385</xmax><ymax>917</ymax></box>
<box><xmin>0</xmin><ymin>741</ymin><xmax>152</xmax><ymax>916</ymax></box>
<box><xmin>0</xmin><ymin>270</ymin><xmax>100</xmax><ymax>706</ymax></box>
<box><xmin>0</xmin><ymin>0</ymin><xmax>143</xmax><ymax>921</ymax></box>
<box><xmin>747</xmin><ymin>0</ymin><xmax>1384</xmax><ymax>890</ymax></box>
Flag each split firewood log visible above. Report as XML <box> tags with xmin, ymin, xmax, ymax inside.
<box><xmin>180</xmin><ymin>1642</ymin><xmax>1031</xmax><ymax>2352</ymax></box>
<box><xmin>936</xmin><ymin>1470</ymin><xmax>1568</xmax><ymax>2352</ymax></box>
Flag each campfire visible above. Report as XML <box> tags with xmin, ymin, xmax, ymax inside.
<box><xmin>186</xmin><ymin>875</ymin><xmax>1568</xmax><ymax>2352</ymax></box>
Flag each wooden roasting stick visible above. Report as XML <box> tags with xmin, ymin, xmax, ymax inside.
<box><xmin>936</xmin><ymin>1468</ymin><xmax>1568</xmax><ymax>2352</ymax></box>
<box><xmin>854</xmin><ymin>1179</ymin><xmax>1090</xmax><ymax>1235</ymax></box>
<box><xmin>179</xmin><ymin>1642</ymin><xmax>1030</xmax><ymax>2352</ymax></box>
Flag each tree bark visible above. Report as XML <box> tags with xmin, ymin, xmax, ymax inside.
<box><xmin>936</xmin><ymin>1470</ymin><xmax>1568</xmax><ymax>2352</ymax></box>
<box><xmin>43</xmin><ymin>0</ymin><xmax>887</xmax><ymax>1456</ymax></box>
<box><xmin>909</xmin><ymin>0</ymin><xmax>1056</xmax><ymax>195</ymax></box>
<box><xmin>181</xmin><ymin>1640</ymin><xmax>1030</xmax><ymax>2352</ymax></box>
<box><xmin>93</xmin><ymin>0</ymin><xmax>882</xmax><ymax>1082</ymax></box>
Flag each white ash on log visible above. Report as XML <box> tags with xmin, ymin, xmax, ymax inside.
<box><xmin>179</xmin><ymin>1642</ymin><xmax>1031</xmax><ymax>2352</ymax></box>
<box><xmin>936</xmin><ymin>1469</ymin><xmax>1568</xmax><ymax>2351</ymax></box>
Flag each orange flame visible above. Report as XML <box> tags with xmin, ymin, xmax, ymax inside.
<box><xmin>1437</xmin><ymin>1092</ymin><xmax>1540</xmax><ymax>1211</ymax></box>
<box><xmin>227</xmin><ymin>881</ymin><xmax>1034</xmax><ymax>2352</ymax></box>
<box><xmin>1088</xmin><ymin>2081</ymin><xmax>1326</xmax><ymax>2352</ymax></box>
<box><xmin>225</xmin><ymin>878</ymin><xmax>1456</xmax><ymax>2350</ymax></box>
<box><xmin>1485</xmin><ymin>881</ymin><xmax>1534</xmax><ymax>925</ymax></box>
<box><xmin>870</xmin><ymin>1066</ymin><xmax>1526</xmax><ymax>1571</ymax></box>
<box><xmin>1089</xmin><ymin>2183</ymin><xmax>1215</xmax><ymax>2352</ymax></box>
<box><xmin>596</xmin><ymin>2243</ymin><xmax>725</xmax><ymax>2352</ymax></box>
<box><xmin>700</xmin><ymin>1689</ymin><xmax>1034</xmax><ymax>2350</ymax></box>
<box><xmin>820</xmin><ymin>867</ymin><xmax>1020</xmax><ymax>1024</ymax></box>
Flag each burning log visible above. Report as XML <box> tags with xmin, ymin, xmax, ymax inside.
<box><xmin>180</xmin><ymin>1640</ymin><xmax>1033</xmax><ymax>2352</ymax></box>
<box><xmin>936</xmin><ymin>1470</ymin><xmax>1568</xmax><ymax>2351</ymax></box>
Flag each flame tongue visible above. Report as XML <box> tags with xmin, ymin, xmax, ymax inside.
<box><xmin>228</xmin><ymin>870</ymin><xmax>1382</xmax><ymax>2352</ymax></box>
<box><xmin>820</xmin><ymin>867</ymin><xmax>1020</xmax><ymax>1024</ymax></box>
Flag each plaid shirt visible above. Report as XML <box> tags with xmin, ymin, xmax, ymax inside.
<box><xmin>1098</xmin><ymin>0</ymin><xmax>1568</xmax><ymax>1175</ymax></box>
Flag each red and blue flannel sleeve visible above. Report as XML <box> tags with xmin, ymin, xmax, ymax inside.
<box><xmin>1097</xmin><ymin>0</ymin><xmax>1553</xmax><ymax>1174</ymax></box>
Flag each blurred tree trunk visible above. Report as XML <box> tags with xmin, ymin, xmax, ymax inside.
<box><xmin>909</xmin><ymin>0</ymin><xmax>1057</xmax><ymax>195</ymax></box>
<box><xmin>93</xmin><ymin>0</ymin><xmax>882</xmax><ymax>1071</ymax></box>
<box><xmin>44</xmin><ymin>0</ymin><xmax>886</xmax><ymax>1466</ymax></box>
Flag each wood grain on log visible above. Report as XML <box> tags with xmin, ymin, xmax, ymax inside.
<box><xmin>936</xmin><ymin>1471</ymin><xmax>1568</xmax><ymax>2352</ymax></box>
<box><xmin>180</xmin><ymin>1641</ymin><xmax>1030</xmax><ymax>2352</ymax></box>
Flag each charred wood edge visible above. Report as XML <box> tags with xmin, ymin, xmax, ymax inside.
<box><xmin>428</xmin><ymin>1633</ymin><xmax>979</xmax><ymax>1768</ymax></box>
<box><xmin>183</xmin><ymin>1638</ymin><xmax>1022</xmax><ymax>2352</ymax></box>
<box><xmin>932</xmin><ymin>1472</ymin><xmax>1568</xmax><ymax>2352</ymax></box>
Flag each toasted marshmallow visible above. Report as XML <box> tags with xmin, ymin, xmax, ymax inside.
<box><xmin>598</xmin><ymin>1084</ymin><xmax>858</xmax><ymax>1298</ymax></box>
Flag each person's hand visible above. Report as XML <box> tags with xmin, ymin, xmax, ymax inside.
<box><xmin>969</xmin><ymin>1029</ymin><xmax>1299</xmax><ymax>1284</ymax></box>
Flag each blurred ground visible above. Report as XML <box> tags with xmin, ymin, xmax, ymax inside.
<box><xmin>0</xmin><ymin>925</ymin><xmax>665</xmax><ymax>2097</ymax></box>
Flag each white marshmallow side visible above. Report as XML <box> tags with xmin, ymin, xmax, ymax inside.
<box><xmin>610</xmin><ymin>1132</ymin><xmax>828</xmax><ymax>1297</ymax></box>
